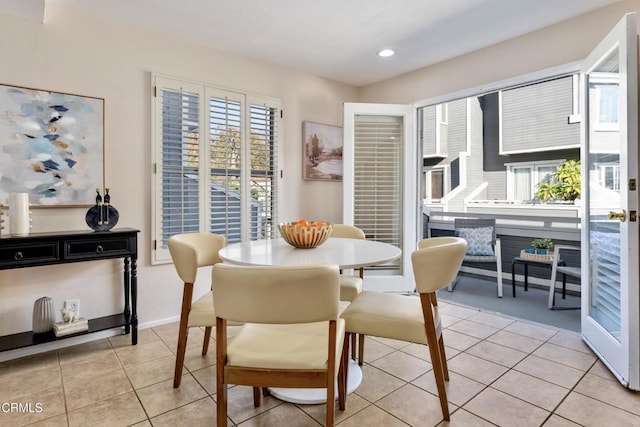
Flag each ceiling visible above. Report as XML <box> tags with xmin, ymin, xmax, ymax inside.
<box><xmin>8</xmin><ymin>0</ymin><xmax>624</xmax><ymax>86</ymax></box>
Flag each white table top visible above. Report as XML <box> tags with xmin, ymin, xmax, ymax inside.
<box><xmin>218</xmin><ymin>237</ymin><xmax>401</xmax><ymax>269</ymax></box>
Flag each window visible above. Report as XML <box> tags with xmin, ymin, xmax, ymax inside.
<box><xmin>598</xmin><ymin>163</ymin><xmax>621</xmax><ymax>191</ymax></box>
<box><xmin>152</xmin><ymin>75</ymin><xmax>282</xmax><ymax>263</ymax></box>
<box><xmin>423</xmin><ymin>167</ymin><xmax>446</xmax><ymax>200</ymax></box>
<box><xmin>506</xmin><ymin>160</ymin><xmax>564</xmax><ymax>201</ymax></box>
<box><xmin>590</xmin><ymin>73</ymin><xmax>620</xmax><ymax>131</ymax></box>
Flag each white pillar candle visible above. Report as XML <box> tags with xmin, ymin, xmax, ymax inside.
<box><xmin>10</xmin><ymin>192</ymin><xmax>30</xmax><ymax>235</ymax></box>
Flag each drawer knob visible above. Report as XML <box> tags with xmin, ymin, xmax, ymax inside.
<box><xmin>96</xmin><ymin>245</ymin><xmax>104</xmax><ymax>254</ymax></box>
<box><xmin>14</xmin><ymin>251</ymin><xmax>23</xmax><ymax>261</ymax></box>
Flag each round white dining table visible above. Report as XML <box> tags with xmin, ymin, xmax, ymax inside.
<box><xmin>218</xmin><ymin>237</ymin><xmax>402</xmax><ymax>404</ymax></box>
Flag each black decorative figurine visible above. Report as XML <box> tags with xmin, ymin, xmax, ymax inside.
<box><xmin>86</xmin><ymin>188</ymin><xmax>119</xmax><ymax>231</ymax></box>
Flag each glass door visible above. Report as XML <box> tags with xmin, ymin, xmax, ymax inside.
<box><xmin>581</xmin><ymin>12</ymin><xmax>639</xmax><ymax>389</ymax></box>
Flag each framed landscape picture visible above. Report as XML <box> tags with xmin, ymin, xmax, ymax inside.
<box><xmin>302</xmin><ymin>121</ymin><xmax>343</xmax><ymax>181</ymax></box>
<box><xmin>0</xmin><ymin>83</ymin><xmax>104</xmax><ymax>207</ymax></box>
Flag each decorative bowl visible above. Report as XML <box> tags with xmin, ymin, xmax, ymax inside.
<box><xmin>278</xmin><ymin>220</ymin><xmax>333</xmax><ymax>248</ymax></box>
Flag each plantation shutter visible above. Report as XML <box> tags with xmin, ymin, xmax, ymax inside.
<box><xmin>248</xmin><ymin>100</ymin><xmax>280</xmax><ymax>240</ymax></box>
<box><xmin>353</xmin><ymin>115</ymin><xmax>403</xmax><ymax>273</ymax></box>
<box><xmin>153</xmin><ymin>77</ymin><xmax>203</xmax><ymax>261</ymax></box>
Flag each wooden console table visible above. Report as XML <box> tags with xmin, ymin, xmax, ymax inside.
<box><xmin>0</xmin><ymin>228</ymin><xmax>139</xmax><ymax>352</ymax></box>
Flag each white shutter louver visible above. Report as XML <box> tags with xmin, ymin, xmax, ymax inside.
<box><xmin>353</xmin><ymin>115</ymin><xmax>403</xmax><ymax>273</ymax></box>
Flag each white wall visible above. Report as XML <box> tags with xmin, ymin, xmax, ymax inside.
<box><xmin>0</xmin><ymin>3</ymin><xmax>356</xmax><ymax>343</ymax></box>
<box><xmin>360</xmin><ymin>0</ymin><xmax>640</xmax><ymax>104</ymax></box>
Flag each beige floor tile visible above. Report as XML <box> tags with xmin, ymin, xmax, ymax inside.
<box><xmin>514</xmin><ymin>355</ymin><xmax>584</xmax><ymax>389</ymax></box>
<box><xmin>58</xmin><ymin>339</ymin><xmax>113</xmax><ymax>365</ymax></box>
<box><xmin>441</xmin><ymin>329</ymin><xmax>481</xmax><ymax>351</ymax></box>
<box><xmin>438</xmin><ymin>304</ymin><xmax>479</xmax><ymax>319</ymax></box>
<box><xmin>162</xmin><ymin>327</ymin><xmax>210</xmax><ymax>355</ymax></box>
<box><xmin>412</xmin><ymin>370</ymin><xmax>486</xmax><ymax>407</ymax></box>
<box><xmin>503</xmin><ymin>321</ymin><xmax>557</xmax><ymax>341</ymax></box>
<box><xmin>555</xmin><ymin>392</ymin><xmax>640</xmax><ymax>426</ymax></box>
<box><xmin>465</xmin><ymin>341</ymin><xmax>528</xmax><ymax>368</ymax></box>
<box><xmin>0</xmin><ymin>365</ymin><xmax>61</xmax><ymax>401</ymax></box>
<box><xmin>130</xmin><ymin>421</ymin><xmax>152</xmax><ymax>427</ymax></box>
<box><xmin>236</xmin><ymin>403</ymin><xmax>318</xmax><ymax>427</ymax></box>
<box><xmin>353</xmin><ymin>364</ymin><xmax>405</xmax><ymax>403</ymax></box>
<box><xmin>359</xmin><ymin>337</ymin><xmax>397</xmax><ymax>364</ymax></box>
<box><xmin>447</xmin><ymin>353</ymin><xmax>508</xmax><ymax>385</ymax></box>
<box><xmin>371</xmin><ymin>350</ymin><xmax>432</xmax><ymax>382</ymax></box>
<box><xmin>136</xmin><ymin>374</ymin><xmax>207</xmax><ymax>418</ymax></box>
<box><xmin>152</xmin><ymin>321</ymin><xmax>181</xmax><ymax>339</ymax></box>
<box><xmin>368</xmin><ymin>335</ymin><xmax>412</xmax><ymax>350</ymax></box>
<box><xmin>588</xmin><ymin>359</ymin><xmax>618</xmax><ymax>381</ymax></box>
<box><xmin>191</xmin><ymin>364</ymin><xmax>218</xmax><ymax>395</ymax></box>
<box><xmin>401</xmin><ymin>342</ymin><xmax>460</xmax><ymax>363</ymax></box>
<box><xmin>183</xmin><ymin>344</ymin><xmax>218</xmax><ymax>371</ymax></box>
<box><xmin>297</xmin><ymin>391</ymin><xmax>370</xmax><ymax>425</ymax></box>
<box><xmin>446</xmin><ymin>320</ymin><xmax>498</xmax><ymax>340</ymax></box>
<box><xmin>440</xmin><ymin>313</ymin><xmax>464</xmax><ymax>328</ymax></box>
<box><xmin>464</xmin><ymin>387</ymin><xmax>549</xmax><ymax>426</ymax></box>
<box><xmin>0</xmin><ymin>387</ymin><xmax>65</xmax><ymax>427</ymax></box>
<box><xmin>492</xmin><ymin>370</ymin><xmax>569</xmax><ymax>411</ymax></box>
<box><xmin>437</xmin><ymin>409</ymin><xmax>495</xmax><ymax>426</ymax></box>
<box><xmin>125</xmin><ymin>354</ymin><xmax>182</xmax><ymax>389</ymax></box>
<box><xmin>60</xmin><ymin>350</ymin><xmax>122</xmax><ymax>380</ymax></box>
<box><xmin>225</xmin><ymin>385</ymin><xmax>284</xmax><ymax>425</ymax></box>
<box><xmin>542</xmin><ymin>414</ymin><xmax>581</xmax><ymax>426</ymax></box>
<box><xmin>377</xmin><ymin>383</ymin><xmax>456</xmax><ymax>426</ymax></box>
<box><xmin>547</xmin><ymin>331</ymin><xmax>592</xmax><ymax>354</ymax></box>
<box><xmin>108</xmin><ymin>327</ymin><xmax>159</xmax><ymax>348</ymax></box>
<box><xmin>574</xmin><ymin>373</ymin><xmax>640</xmax><ymax>415</ymax></box>
<box><xmin>66</xmin><ymin>391</ymin><xmax>147</xmax><ymax>427</ymax></box>
<box><xmin>26</xmin><ymin>413</ymin><xmax>68</xmax><ymax>427</ymax></box>
<box><xmin>0</xmin><ymin>350</ymin><xmax>58</xmax><ymax>378</ymax></box>
<box><xmin>336</xmin><ymin>404</ymin><xmax>408</xmax><ymax>427</ymax></box>
<box><xmin>532</xmin><ymin>342</ymin><xmax>596</xmax><ymax>371</ymax></box>
<box><xmin>63</xmin><ymin>368</ymin><xmax>132</xmax><ymax>411</ymax></box>
<box><xmin>485</xmin><ymin>329</ymin><xmax>544</xmax><ymax>353</ymax></box>
<box><xmin>150</xmin><ymin>396</ymin><xmax>216</xmax><ymax>427</ymax></box>
<box><xmin>466</xmin><ymin>311</ymin><xmax>515</xmax><ymax>329</ymax></box>
<box><xmin>115</xmin><ymin>339</ymin><xmax>173</xmax><ymax>367</ymax></box>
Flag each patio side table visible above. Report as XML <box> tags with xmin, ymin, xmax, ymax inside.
<box><xmin>511</xmin><ymin>256</ymin><xmax>565</xmax><ymax>298</ymax></box>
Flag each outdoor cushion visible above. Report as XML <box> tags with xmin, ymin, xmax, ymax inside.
<box><xmin>457</xmin><ymin>227</ymin><xmax>494</xmax><ymax>256</ymax></box>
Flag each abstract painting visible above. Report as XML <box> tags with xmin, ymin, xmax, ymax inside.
<box><xmin>0</xmin><ymin>84</ymin><xmax>104</xmax><ymax>206</ymax></box>
<box><xmin>303</xmin><ymin>121</ymin><xmax>343</xmax><ymax>181</ymax></box>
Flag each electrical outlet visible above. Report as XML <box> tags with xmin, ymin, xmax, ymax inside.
<box><xmin>64</xmin><ymin>299</ymin><xmax>80</xmax><ymax>318</ymax></box>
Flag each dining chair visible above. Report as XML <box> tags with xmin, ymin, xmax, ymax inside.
<box><xmin>548</xmin><ymin>244</ymin><xmax>581</xmax><ymax>309</ymax></box>
<box><xmin>167</xmin><ymin>232</ymin><xmax>226</xmax><ymax>388</ymax></box>
<box><xmin>329</xmin><ymin>224</ymin><xmax>366</xmax><ymax>360</ymax></box>
<box><xmin>213</xmin><ymin>264</ymin><xmax>348</xmax><ymax>427</ymax></box>
<box><xmin>339</xmin><ymin>236</ymin><xmax>467</xmax><ymax>421</ymax></box>
<box><xmin>453</xmin><ymin>218</ymin><xmax>503</xmax><ymax>297</ymax></box>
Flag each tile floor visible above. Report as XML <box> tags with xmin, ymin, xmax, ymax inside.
<box><xmin>2</xmin><ymin>301</ymin><xmax>640</xmax><ymax>426</ymax></box>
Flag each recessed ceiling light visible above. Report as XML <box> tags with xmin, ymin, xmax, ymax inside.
<box><xmin>377</xmin><ymin>49</ymin><xmax>394</xmax><ymax>58</ymax></box>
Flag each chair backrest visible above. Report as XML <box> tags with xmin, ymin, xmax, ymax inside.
<box><xmin>412</xmin><ymin>237</ymin><xmax>467</xmax><ymax>293</ymax></box>
<box><xmin>330</xmin><ymin>224</ymin><xmax>365</xmax><ymax>240</ymax></box>
<box><xmin>454</xmin><ymin>218</ymin><xmax>496</xmax><ymax>245</ymax></box>
<box><xmin>213</xmin><ymin>264</ymin><xmax>340</xmax><ymax>324</ymax></box>
<box><xmin>168</xmin><ymin>233</ymin><xmax>226</xmax><ymax>284</ymax></box>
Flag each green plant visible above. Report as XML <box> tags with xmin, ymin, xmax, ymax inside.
<box><xmin>535</xmin><ymin>159</ymin><xmax>581</xmax><ymax>202</ymax></box>
<box><xmin>531</xmin><ymin>237</ymin><xmax>553</xmax><ymax>250</ymax></box>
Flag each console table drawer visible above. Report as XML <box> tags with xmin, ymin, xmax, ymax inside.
<box><xmin>0</xmin><ymin>242</ymin><xmax>59</xmax><ymax>267</ymax></box>
<box><xmin>64</xmin><ymin>237</ymin><xmax>132</xmax><ymax>260</ymax></box>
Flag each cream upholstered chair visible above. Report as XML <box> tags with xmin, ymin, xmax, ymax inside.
<box><xmin>168</xmin><ymin>233</ymin><xmax>226</xmax><ymax>388</ymax></box>
<box><xmin>548</xmin><ymin>244</ymin><xmax>581</xmax><ymax>309</ymax></box>
<box><xmin>213</xmin><ymin>264</ymin><xmax>348</xmax><ymax>427</ymax></box>
<box><xmin>330</xmin><ymin>224</ymin><xmax>366</xmax><ymax>359</ymax></box>
<box><xmin>340</xmin><ymin>237</ymin><xmax>467</xmax><ymax>421</ymax></box>
<box><xmin>453</xmin><ymin>218</ymin><xmax>503</xmax><ymax>297</ymax></box>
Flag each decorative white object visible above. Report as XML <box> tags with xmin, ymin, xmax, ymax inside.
<box><xmin>10</xmin><ymin>193</ymin><xmax>30</xmax><ymax>235</ymax></box>
<box><xmin>53</xmin><ymin>317</ymin><xmax>88</xmax><ymax>337</ymax></box>
<box><xmin>32</xmin><ymin>297</ymin><xmax>55</xmax><ymax>333</ymax></box>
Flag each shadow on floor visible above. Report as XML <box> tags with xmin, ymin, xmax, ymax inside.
<box><xmin>437</xmin><ymin>274</ymin><xmax>580</xmax><ymax>332</ymax></box>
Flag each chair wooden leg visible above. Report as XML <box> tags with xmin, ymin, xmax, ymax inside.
<box><xmin>202</xmin><ymin>326</ymin><xmax>212</xmax><ymax>355</ymax></box>
<box><xmin>358</xmin><ymin>334</ymin><xmax>365</xmax><ymax>366</ymax></box>
<box><xmin>420</xmin><ymin>294</ymin><xmax>449</xmax><ymax>421</ymax></box>
<box><xmin>338</xmin><ymin>334</ymin><xmax>349</xmax><ymax>411</ymax></box>
<box><xmin>350</xmin><ymin>333</ymin><xmax>356</xmax><ymax>360</ymax></box>
<box><xmin>253</xmin><ymin>387</ymin><xmax>261</xmax><ymax>407</ymax></box>
<box><xmin>438</xmin><ymin>335</ymin><xmax>449</xmax><ymax>381</ymax></box>
<box><xmin>262</xmin><ymin>387</ymin><xmax>271</xmax><ymax>397</ymax></box>
<box><xmin>174</xmin><ymin>283</ymin><xmax>194</xmax><ymax>388</ymax></box>
<box><xmin>216</xmin><ymin>317</ymin><xmax>228</xmax><ymax>427</ymax></box>
<box><xmin>326</xmin><ymin>321</ymin><xmax>337</xmax><ymax>427</ymax></box>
